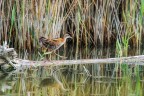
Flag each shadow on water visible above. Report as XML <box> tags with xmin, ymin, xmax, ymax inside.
<box><xmin>0</xmin><ymin>47</ymin><xmax>144</xmax><ymax>96</ymax></box>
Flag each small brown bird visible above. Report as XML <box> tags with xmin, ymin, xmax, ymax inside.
<box><xmin>39</xmin><ymin>34</ymin><xmax>72</xmax><ymax>55</ymax></box>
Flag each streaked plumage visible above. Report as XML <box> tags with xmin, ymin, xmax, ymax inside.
<box><xmin>39</xmin><ymin>34</ymin><xmax>72</xmax><ymax>52</ymax></box>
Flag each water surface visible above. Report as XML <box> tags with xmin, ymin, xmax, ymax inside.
<box><xmin>0</xmin><ymin>47</ymin><xmax>144</xmax><ymax>96</ymax></box>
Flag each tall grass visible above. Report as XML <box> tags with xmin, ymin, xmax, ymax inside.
<box><xmin>0</xmin><ymin>0</ymin><xmax>143</xmax><ymax>52</ymax></box>
<box><xmin>1</xmin><ymin>1</ymin><xmax>144</xmax><ymax>96</ymax></box>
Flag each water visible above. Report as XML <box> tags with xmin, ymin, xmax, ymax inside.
<box><xmin>0</xmin><ymin>47</ymin><xmax>144</xmax><ymax>96</ymax></box>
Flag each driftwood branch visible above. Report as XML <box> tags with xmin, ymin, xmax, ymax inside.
<box><xmin>14</xmin><ymin>55</ymin><xmax>144</xmax><ymax>68</ymax></box>
<box><xmin>0</xmin><ymin>42</ymin><xmax>144</xmax><ymax>69</ymax></box>
<box><xmin>0</xmin><ymin>42</ymin><xmax>17</xmax><ymax>68</ymax></box>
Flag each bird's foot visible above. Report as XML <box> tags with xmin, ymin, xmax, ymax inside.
<box><xmin>54</xmin><ymin>52</ymin><xmax>67</xmax><ymax>59</ymax></box>
<box><xmin>58</xmin><ymin>55</ymin><xmax>67</xmax><ymax>59</ymax></box>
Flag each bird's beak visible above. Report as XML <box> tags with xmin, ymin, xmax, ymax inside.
<box><xmin>69</xmin><ymin>36</ymin><xmax>72</xmax><ymax>39</ymax></box>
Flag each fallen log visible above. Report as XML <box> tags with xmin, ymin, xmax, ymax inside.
<box><xmin>14</xmin><ymin>55</ymin><xmax>144</xmax><ymax>68</ymax></box>
<box><xmin>0</xmin><ymin>42</ymin><xmax>144</xmax><ymax>69</ymax></box>
<box><xmin>0</xmin><ymin>42</ymin><xmax>17</xmax><ymax>69</ymax></box>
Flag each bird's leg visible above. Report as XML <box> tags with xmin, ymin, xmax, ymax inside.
<box><xmin>38</xmin><ymin>52</ymin><xmax>45</xmax><ymax>60</ymax></box>
<box><xmin>53</xmin><ymin>52</ymin><xmax>67</xmax><ymax>59</ymax></box>
<box><xmin>38</xmin><ymin>47</ymin><xmax>53</xmax><ymax>60</ymax></box>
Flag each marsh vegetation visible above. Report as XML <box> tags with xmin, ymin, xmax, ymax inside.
<box><xmin>0</xmin><ymin>0</ymin><xmax>144</xmax><ymax>96</ymax></box>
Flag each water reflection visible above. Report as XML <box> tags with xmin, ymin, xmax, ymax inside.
<box><xmin>0</xmin><ymin>72</ymin><xmax>16</xmax><ymax>95</ymax></box>
<box><xmin>39</xmin><ymin>76</ymin><xmax>56</xmax><ymax>88</ymax></box>
<box><xmin>39</xmin><ymin>69</ymin><xmax>68</xmax><ymax>92</ymax></box>
<box><xmin>0</xmin><ymin>47</ymin><xmax>144</xmax><ymax>95</ymax></box>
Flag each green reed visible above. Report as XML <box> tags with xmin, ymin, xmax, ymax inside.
<box><xmin>0</xmin><ymin>0</ymin><xmax>143</xmax><ymax>52</ymax></box>
<box><xmin>1</xmin><ymin>1</ymin><xmax>144</xmax><ymax>95</ymax></box>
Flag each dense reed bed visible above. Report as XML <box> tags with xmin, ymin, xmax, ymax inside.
<box><xmin>0</xmin><ymin>1</ymin><xmax>144</xmax><ymax>95</ymax></box>
<box><xmin>0</xmin><ymin>0</ymin><xmax>143</xmax><ymax>54</ymax></box>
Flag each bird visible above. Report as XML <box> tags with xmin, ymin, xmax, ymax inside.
<box><xmin>39</xmin><ymin>34</ymin><xmax>72</xmax><ymax>58</ymax></box>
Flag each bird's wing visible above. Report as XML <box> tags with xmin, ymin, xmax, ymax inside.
<box><xmin>43</xmin><ymin>39</ymin><xmax>57</xmax><ymax>49</ymax></box>
<box><xmin>52</xmin><ymin>38</ymin><xmax>64</xmax><ymax>44</ymax></box>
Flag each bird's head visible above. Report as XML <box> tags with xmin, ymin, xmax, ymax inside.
<box><xmin>64</xmin><ymin>34</ymin><xmax>72</xmax><ymax>39</ymax></box>
<box><xmin>39</xmin><ymin>37</ymin><xmax>46</xmax><ymax>46</ymax></box>
<box><xmin>39</xmin><ymin>37</ymin><xmax>46</xmax><ymax>42</ymax></box>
